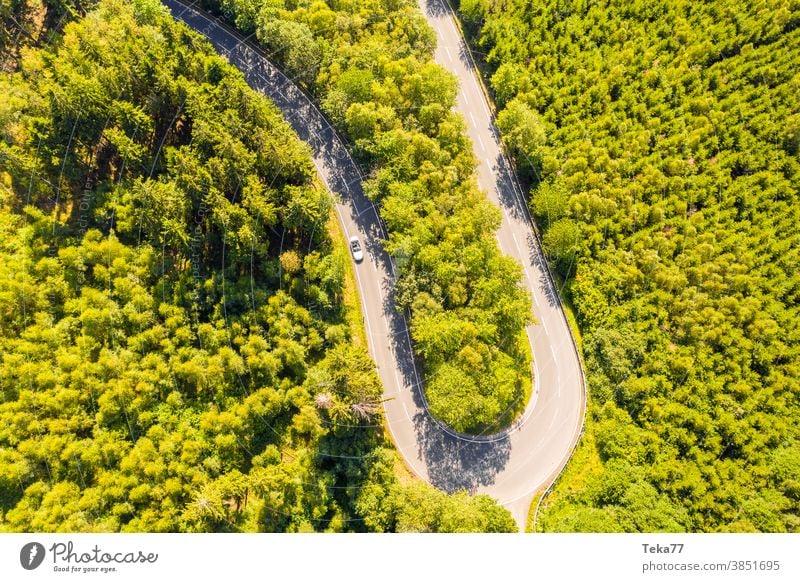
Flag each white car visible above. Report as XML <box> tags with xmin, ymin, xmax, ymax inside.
<box><xmin>349</xmin><ymin>236</ymin><xmax>364</xmax><ymax>263</ymax></box>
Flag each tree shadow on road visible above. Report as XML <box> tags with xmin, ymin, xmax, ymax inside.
<box><xmin>412</xmin><ymin>411</ymin><xmax>512</xmax><ymax>493</ymax></box>
<box><xmin>489</xmin><ymin>153</ymin><xmax>562</xmax><ymax>309</ymax></box>
<box><xmin>526</xmin><ymin>231</ymin><xmax>561</xmax><ymax>309</ymax></box>
<box><xmin>492</xmin><ymin>154</ymin><xmax>528</xmax><ymax>222</ymax></box>
<box><xmin>421</xmin><ymin>0</ymin><xmax>448</xmax><ymax>18</ymax></box>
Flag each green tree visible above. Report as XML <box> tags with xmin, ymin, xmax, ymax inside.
<box><xmin>496</xmin><ymin>98</ymin><xmax>546</xmax><ymax>180</ymax></box>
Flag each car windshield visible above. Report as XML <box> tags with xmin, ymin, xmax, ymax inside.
<box><xmin>351</xmin><ymin>240</ymin><xmax>360</xmax><ymax>250</ymax></box>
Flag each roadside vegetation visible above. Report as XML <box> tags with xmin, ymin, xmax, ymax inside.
<box><xmin>457</xmin><ymin>0</ymin><xmax>800</xmax><ymax>531</ymax></box>
<box><xmin>198</xmin><ymin>0</ymin><xmax>534</xmax><ymax>434</ymax></box>
<box><xmin>0</xmin><ymin>0</ymin><xmax>515</xmax><ymax>532</ymax></box>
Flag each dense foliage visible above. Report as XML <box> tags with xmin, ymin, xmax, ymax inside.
<box><xmin>199</xmin><ymin>0</ymin><xmax>533</xmax><ymax>433</ymax></box>
<box><xmin>0</xmin><ymin>0</ymin><xmax>515</xmax><ymax>532</ymax></box>
<box><xmin>458</xmin><ymin>0</ymin><xmax>800</xmax><ymax>531</ymax></box>
<box><xmin>0</xmin><ymin>0</ymin><xmax>93</xmax><ymax>67</ymax></box>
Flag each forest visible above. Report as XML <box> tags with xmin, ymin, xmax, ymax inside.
<box><xmin>457</xmin><ymin>0</ymin><xmax>800</xmax><ymax>531</ymax></box>
<box><xmin>0</xmin><ymin>0</ymin><xmax>516</xmax><ymax>532</ymax></box>
<box><xmin>197</xmin><ymin>0</ymin><xmax>534</xmax><ymax>434</ymax></box>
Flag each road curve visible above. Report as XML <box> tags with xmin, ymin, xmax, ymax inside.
<box><xmin>164</xmin><ymin>0</ymin><xmax>585</xmax><ymax>531</ymax></box>
<box><xmin>416</xmin><ymin>0</ymin><xmax>588</xmax><ymax>526</ymax></box>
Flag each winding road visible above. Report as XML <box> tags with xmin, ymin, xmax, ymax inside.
<box><xmin>164</xmin><ymin>0</ymin><xmax>586</xmax><ymax>531</ymax></box>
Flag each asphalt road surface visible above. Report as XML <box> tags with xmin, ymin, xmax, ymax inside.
<box><xmin>165</xmin><ymin>0</ymin><xmax>585</xmax><ymax>531</ymax></box>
